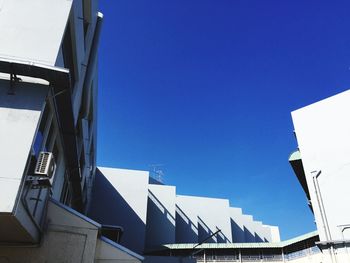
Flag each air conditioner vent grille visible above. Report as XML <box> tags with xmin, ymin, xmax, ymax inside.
<box><xmin>34</xmin><ymin>152</ymin><xmax>55</xmax><ymax>178</ymax></box>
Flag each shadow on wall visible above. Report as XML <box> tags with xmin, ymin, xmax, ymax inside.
<box><xmin>88</xmin><ymin>169</ymin><xmax>146</xmax><ymax>254</ymax></box>
<box><xmin>145</xmin><ymin>190</ymin><xmax>175</xmax><ymax>250</ymax></box>
<box><xmin>198</xmin><ymin>216</ymin><xmax>216</xmax><ymax>243</ymax></box>
<box><xmin>255</xmin><ymin>233</ymin><xmax>264</xmax><ymax>242</ymax></box>
<box><xmin>244</xmin><ymin>226</ymin><xmax>255</xmax><ymax>243</ymax></box>
<box><xmin>175</xmin><ymin>205</ymin><xmax>198</xmax><ymax>243</ymax></box>
<box><xmin>231</xmin><ymin>219</ymin><xmax>245</xmax><ymax>243</ymax></box>
<box><xmin>216</xmin><ymin>226</ymin><xmax>231</xmax><ymax>243</ymax></box>
<box><xmin>0</xmin><ymin>81</ymin><xmax>49</xmax><ymax>111</ymax></box>
<box><xmin>197</xmin><ymin>217</ymin><xmax>230</xmax><ymax>243</ymax></box>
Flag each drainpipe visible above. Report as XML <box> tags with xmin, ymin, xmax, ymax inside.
<box><xmin>312</xmin><ymin>170</ymin><xmax>337</xmax><ymax>263</ymax></box>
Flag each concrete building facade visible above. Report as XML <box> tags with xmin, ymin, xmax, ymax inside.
<box><xmin>290</xmin><ymin>89</ymin><xmax>350</xmax><ymax>263</ymax></box>
<box><xmin>1</xmin><ymin>0</ymin><xmax>348</xmax><ymax>262</ymax></box>
<box><xmin>0</xmin><ymin>0</ymin><xmax>142</xmax><ymax>262</ymax></box>
<box><xmin>89</xmin><ymin>167</ymin><xmax>281</xmax><ymax>257</ymax></box>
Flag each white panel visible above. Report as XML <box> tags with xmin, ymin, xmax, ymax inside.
<box><xmin>252</xmin><ymin>221</ymin><xmax>265</xmax><ymax>242</ymax></box>
<box><xmin>146</xmin><ymin>184</ymin><xmax>176</xmax><ymax>248</ymax></box>
<box><xmin>90</xmin><ymin>167</ymin><xmax>149</xmax><ymax>254</ymax></box>
<box><xmin>0</xmin><ymin>178</ymin><xmax>22</xmax><ymax>212</ymax></box>
<box><xmin>47</xmin><ymin>199</ymin><xmax>100</xmax><ymax>231</ymax></box>
<box><xmin>0</xmin><ymin>80</ymin><xmax>48</xmax><ymax>212</ymax></box>
<box><xmin>254</xmin><ymin>221</ymin><xmax>278</xmax><ymax>242</ymax></box>
<box><xmin>97</xmin><ymin>167</ymin><xmax>149</xmax><ymax>224</ymax></box>
<box><xmin>268</xmin><ymin>225</ymin><xmax>281</xmax><ymax>242</ymax></box>
<box><xmin>176</xmin><ymin>195</ymin><xmax>232</xmax><ymax>243</ymax></box>
<box><xmin>0</xmin><ymin>0</ymin><xmax>72</xmax><ymax>65</ymax></box>
<box><xmin>148</xmin><ymin>184</ymin><xmax>176</xmax><ymax>226</ymax></box>
<box><xmin>95</xmin><ymin>237</ymin><xmax>143</xmax><ymax>263</ymax></box>
<box><xmin>259</xmin><ymin>224</ymin><xmax>272</xmax><ymax>242</ymax></box>
<box><xmin>230</xmin><ymin>207</ymin><xmax>246</xmax><ymax>242</ymax></box>
<box><xmin>241</xmin><ymin>214</ymin><xmax>256</xmax><ymax>242</ymax></box>
<box><xmin>292</xmin><ymin>90</ymin><xmax>350</xmax><ymax>241</ymax></box>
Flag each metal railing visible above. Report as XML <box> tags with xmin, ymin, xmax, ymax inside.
<box><xmin>195</xmin><ymin>246</ymin><xmax>321</xmax><ymax>262</ymax></box>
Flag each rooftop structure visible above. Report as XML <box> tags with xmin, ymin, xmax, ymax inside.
<box><xmin>89</xmin><ymin>167</ymin><xmax>280</xmax><ymax>256</ymax></box>
<box><xmin>0</xmin><ymin>0</ymin><xmax>348</xmax><ymax>262</ymax></box>
<box><xmin>0</xmin><ymin>0</ymin><xmax>142</xmax><ymax>262</ymax></box>
<box><xmin>290</xmin><ymin>89</ymin><xmax>350</xmax><ymax>263</ymax></box>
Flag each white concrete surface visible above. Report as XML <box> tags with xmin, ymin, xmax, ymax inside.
<box><xmin>97</xmin><ymin>167</ymin><xmax>150</xmax><ymax>225</ymax></box>
<box><xmin>229</xmin><ymin>207</ymin><xmax>246</xmax><ymax>242</ymax></box>
<box><xmin>145</xmin><ymin>184</ymin><xmax>176</xmax><ymax>249</ymax></box>
<box><xmin>268</xmin><ymin>225</ymin><xmax>281</xmax><ymax>242</ymax></box>
<box><xmin>0</xmin><ymin>80</ymin><xmax>48</xmax><ymax>212</ymax></box>
<box><xmin>89</xmin><ymin>167</ymin><xmax>150</xmax><ymax>254</ymax></box>
<box><xmin>240</xmin><ymin>214</ymin><xmax>256</xmax><ymax>242</ymax></box>
<box><xmin>292</xmin><ymin>89</ymin><xmax>350</xmax><ymax>242</ymax></box>
<box><xmin>95</xmin><ymin>237</ymin><xmax>143</xmax><ymax>263</ymax></box>
<box><xmin>0</xmin><ymin>0</ymin><xmax>72</xmax><ymax>65</ymax></box>
<box><xmin>0</xmin><ymin>199</ymin><xmax>143</xmax><ymax>263</ymax></box>
<box><xmin>176</xmin><ymin>195</ymin><xmax>232</xmax><ymax>243</ymax></box>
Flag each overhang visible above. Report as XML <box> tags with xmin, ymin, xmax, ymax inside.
<box><xmin>162</xmin><ymin>231</ymin><xmax>319</xmax><ymax>250</ymax></box>
<box><xmin>0</xmin><ymin>58</ymin><xmax>83</xmax><ymax>211</ymax></box>
<box><xmin>288</xmin><ymin>150</ymin><xmax>311</xmax><ymax>206</ymax></box>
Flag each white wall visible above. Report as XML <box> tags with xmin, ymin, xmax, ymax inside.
<box><xmin>230</xmin><ymin>207</ymin><xmax>246</xmax><ymax>242</ymax></box>
<box><xmin>230</xmin><ymin>208</ymin><xmax>279</xmax><ymax>243</ymax></box>
<box><xmin>0</xmin><ymin>199</ymin><xmax>143</xmax><ymax>263</ymax></box>
<box><xmin>95</xmin><ymin>237</ymin><xmax>143</xmax><ymax>263</ymax></box>
<box><xmin>176</xmin><ymin>195</ymin><xmax>232</xmax><ymax>243</ymax></box>
<box><xmin>0</xmin><ymin>80</ymin><xmax>48</xmax><ymax>212</ymax></box>
<box><xmin>0</xmin><ymin>0</ymin><xmax>72</xmax><ymax>65</ymax></box>
<box><xmin>268</xmin><ymin>225</ymin><xmax>281</xmax><ymax>242</ymax></box>
<box><xmin>252</xmin><ymin>221</ymin><xmax>267</xmax><ymax>242</ymax></box>
<box><xmin>292</xmin><ymin>89</ymin><xmax>350</xmax><ymax>242</ymax></box>
<box><xmin>0</xmin><ymin>199</ymin><xmax>99</xmax><ymax>263</ymax></box>
<box><xmin>241</xmin><ymin>214</ymin><xmax>256</xmax><ymax>242</ymax></box>
<box><xmin>175</xmin><ymin>196</ymin><xmax>199</xmax><ymax>243</ymax></box>
<box><xmin>89</xmin><ymin>167</ymin><xmax>149</xmax><ymax>254</ymax></box>
<box><xmin>145</xmin><ymin>184</ymin><xmax>176</xmax><ymax>249</ymax></box>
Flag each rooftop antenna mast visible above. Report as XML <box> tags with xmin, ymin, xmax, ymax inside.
<box><xmin>149</xmin><ymin>164</ymin><xmax>164</xmax><ymax>183</ymax></box>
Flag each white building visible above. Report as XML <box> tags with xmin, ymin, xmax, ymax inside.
<box><xmin>2</xmin><ymin>0</ymin><xmax>347</xmax><ymax>263</ymax></box>
<box><xmin>290</xmin><ymin>89</ymin><xmax>350</xmax><ymax>263</ymax></box>
<box><xmin>0</xmin><ymin>0</ymin><xmax>142</xmax><ymax>262</ymax></box>
<box><xmin>89</xmin><ymin>167</ymin><xmax>281</xmax><ymax>258</ymax></box>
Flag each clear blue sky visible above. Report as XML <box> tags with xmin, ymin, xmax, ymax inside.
<box><xmin>97</xmin><ymin>0</ymin><xmax>350</xmax><ymax>240</ymax></box>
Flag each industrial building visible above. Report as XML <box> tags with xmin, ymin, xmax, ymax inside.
<box><xmin>290</xmin><ymin>89</ymin><xmax>350</xmax><ymax>263</ymax></box>
<box><xmin>88</xmin><ymin>167</ymin><xmax>280</xmax><ymax>257</ymax></box>
<box><xmin>0</xmin><ymin>0</ymin><xmax>349</xmax><ymax>262</ymax></box>
<box><xmin>0</xmin><ymin>0</ymin><xmax>142</xmax><ymax>262</ymax></box>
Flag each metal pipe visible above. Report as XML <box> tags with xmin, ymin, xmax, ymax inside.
<box><xmin>312</xmin><ymin>170</ymin><xmax>337</xmax><ymax>263</ymax></box>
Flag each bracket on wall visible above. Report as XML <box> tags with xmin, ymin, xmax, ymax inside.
<box><xmin>8</xmin><ymin>69</ymin><xmax>22</xmax><ymax>95</ymax></box>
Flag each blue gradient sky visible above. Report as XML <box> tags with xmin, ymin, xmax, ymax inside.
<box><xmin>96</xmin><ymin>0</ymin><xmax>350</xmax><ymax>240</ymax></box>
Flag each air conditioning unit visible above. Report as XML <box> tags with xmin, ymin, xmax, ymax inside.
<box><xmin>34</xmin><ymin>152</ymin><xmax>56</xmax><ymax>178</ymax></box>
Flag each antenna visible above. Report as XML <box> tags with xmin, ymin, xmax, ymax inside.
<box><xmin>149</xmin><ymin>164</ymin><xmax>164</xmax><ymax>183</ymax></box>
